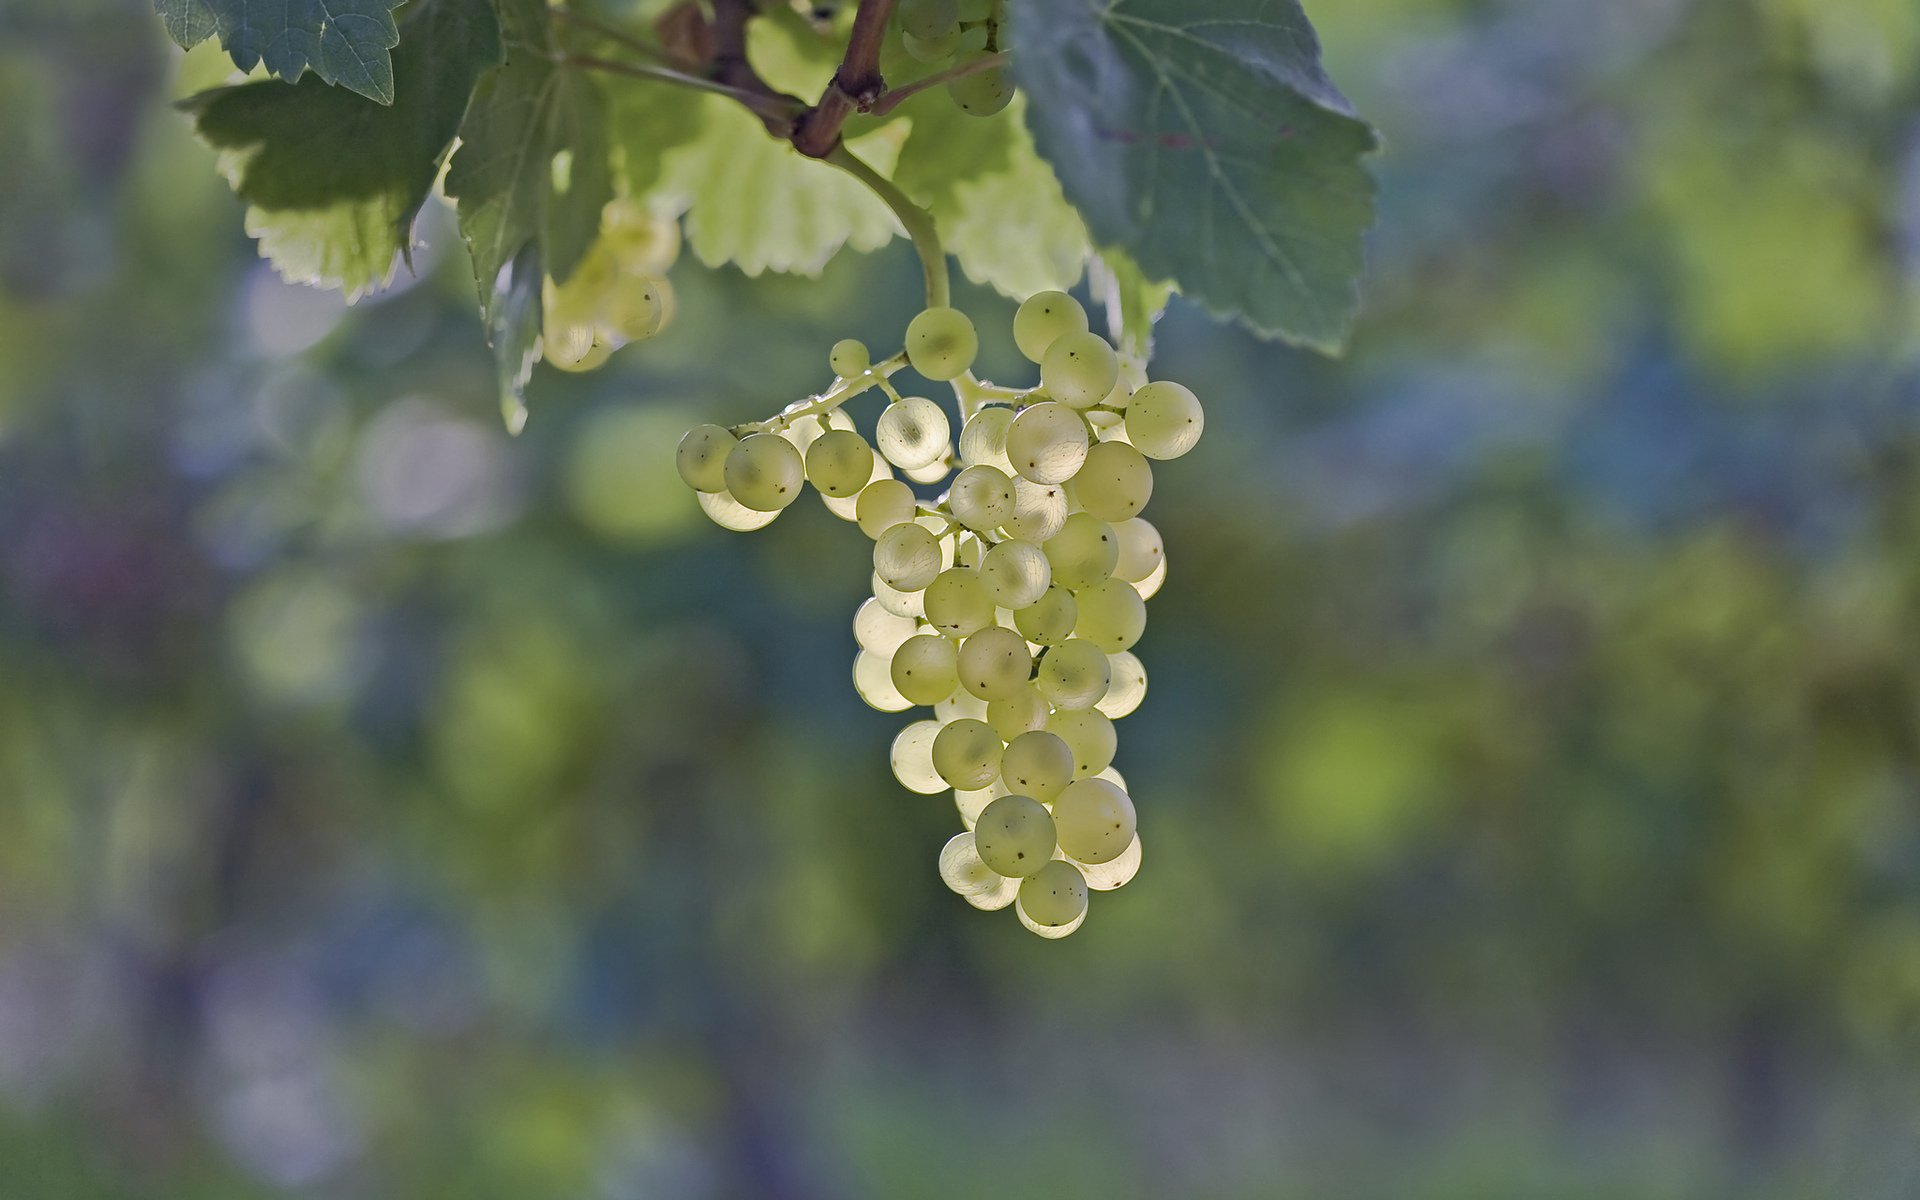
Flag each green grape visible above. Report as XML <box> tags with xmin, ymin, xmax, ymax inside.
<box><xmin>1073</xmin><ymin>578</ymin><xmax>1147</xmax><ymax>652</ymax></box>
<box><xmin>903</xmin><ymin>28</ymin><xmax>959</xmax><ymax>62</ymax></box>
<box><xmin>1047</xmin><ymin>707</ymin><xmax>1116</xmax><ymax>777</ymax></box>
<box><xmin>924</xmin><ymin>567</ymin><xmax>995</xmax><ymax>637</ymax></box>
<box><xmin>905</xmin><ymin>306</ymin><xmax>979</xmax><ymax>381</ymax></box>
<box><xmin>899</xmin><ymin>0</ymin><xmax>958</xmax><ymax>40</ymax></box>
<box><xmin>723</xmin><ymin>433</ymin><xmax>806</xmax><ymax>511</ymax></box>
<box><xmin>1013</xmin><ymin>586</ymin><xmax>1077</xmax><ymax>645</ymax></box>
<box><xmin>917</xmin><ymin>513</ymin><xmax>960</xmax><ymax>572</ymax></box>
<box><xmin>932</xmin><ymin>717</ymin><xmax>1003</xmax><ymax>789</ymax></box>
<box><xmin>604</xmin><ymin>278</ymin><xmax>667</xmax><ymax>342</ymax></box>
<box><xmin>871</xmin><ymin>570</ymin><xmax>926</xmax><ymax>619</ymax></box>
<box><xmin>957</xmin><ymin>626</ymin><xmax>1033</xmax><ymax>701</ymax></box>
<box><xmin>892</xmin><ymin>633</ymin><xmax>959</xmax><ymax>705</ymax></box>
<box><xmin>947</xmin><ymin>464</ymin><xmax>1016</xmax><ymax>531</ymax></box>
<box><xmin>958</xmin><ymin>406</ymin><xmax>1015</xmax><ymax>471</ymax></box>
<box><xmin>830</xmin><ymin>337</ymin><xmax>871</xmax><ymax>377</ymax></box>
<box><xmin>978</xmin><ymin>538</ymin><xmax>1051</xmax><ymax>609</ymax></box>
<box><xmin>874</xmin><ymin>522</ymin><xmax>944</xmax><ymax>591</ymax></box>
<box><xmin>949</xmin><ymin>64</ymin><xmax>1014</xmax><ymax>116</ymax></box>
<box><xmin>1036</xmin><ymin>638</ymin><xmax>1110</xmax><ymax>710</ymax></box>
<box><xmin>1040</xmin><ymin>331</ymin><xmax>1120</xmax><ymax>409</ymax></box>
<box><xmin>1071</xmin><ymin>441</ymin><xmax>1154</xmax><ymax>523</ymax></box>
<box><xmin>1043</xmin><ymin>512</ymin><xmax>1118</xmax><ymax>590</ymax></box>
<box><xmin>853</xmin><ymin>596</ymin><xmax>920</xmax><ymax>656</ymax></box>
<box><xmin>973</xmin><ymin>795</ymin><xmax>1056</xmax><ymax>877</ymax></box>
<box><xmin>890</xmin><ymin>718</ymin><xmax>948</xmax><ymax>794</ymax></box>
<box><xmin>934</xmin><ymin>687</ymin><xmax>990</xmax><ymax>724</ymax></box>
<box><xmin>1053</xmin><ymin>778</ymin><xmax>1136</xmax><ymax>865</ymax></box>
<box><xmin>1013</xmin><ymin>290</ymin><xmax>1090</xmax><ymax>364</ymax></box>
<box><xmin>1112</xmin><ymin>518</ymin><xmax>1164</xmax><ymax>582</ymax></box>
<box><xmin>1005</xmin><ymin>402</ymin><xmax>1090</xmax><ymax>484</ymax></box>
<box><xmin>853</xmin><ymin>648</ymin><xmax>912</xmax><ymax>712</ymax></box>
<box><xmin>1076</xmin><ymin>832</ymin><xmax>1141</xmax><ymax>891</ymax></box>
<box><xmin>939</xmin><ymin>832</ymin><xmax>1018</xmax><ymax>908</ymax></box>
<box><xmin>986</xmin><ymin>685</ymin><xmax>1051</xmax><ymax>742</ymax></box>
<box><xmin>999</xmin><ymin>730</ymin><xmax>1075</xmax><ymax>802</ymax></box>
<box><xmin>1017</xmin><ymin>859</ymin><xmax>1088</xmax><ymax>926</ymax></box>
<box><xmin>697</xmin><ymin>488</ymin><xmax>781</xmax><ymax>531</ymax></box>
<box><xmin>904</xmin><ymin>451</ymin><xmax>955</xmax><ymax>485</ymax></box>
<box><xmin>1131</xmin><ymin>552</ymin><xmax>1167</xmax><ymax>601</ymax></box>
<box><xmin>875</xmin><ymin>396</ymin><xmax>951</xmax><ymax>470</ymax></box>
<box><xmin>1002</xmin><ymin>478</ymin><xmax>1069</xmax><ymax>542</ymax></box>
<box><xmin>676</xmin><ymin>423</ymin><xmax>737</xmax><ymax>493</ymax></box>
<box><xmin>1094</xmin><ymin>650</ymin><xmax>1146</xmax><ymax>719</ymax></box>
<box><xmin>855</xmin><ymin>478</ymin><xmax>917</xmax><ymax>539</ymax></box>
<box><xmin>805</xmin><ymin>429</ymin><xmax>876</xmax><ymax>498</ymax></box>
<box><xmin>1125</xmin><ymin>380</ymin><xmax>1205</xmax><ymax>460</ymax></box>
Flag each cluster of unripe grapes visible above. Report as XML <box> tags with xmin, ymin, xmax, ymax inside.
<box><xmin>897</xmin><ymin>0</ymin><xmax>1011</xmax><ymax>117</ymax></box>
<box><xmin>674</xmin><ymin>288</ymin><xmax>1203</xmax><ymax>937</ymax></box>
<box><xmin>542</xmin><ymin>201</ymin><xmax>679</xmax><ymax>373</ymax></box>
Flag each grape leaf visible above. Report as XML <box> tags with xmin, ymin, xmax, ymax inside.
<box><xmin>154</xmin><ymin>0</ymin><xmax>409</xmax><ymax>104</ymax></box>
<box><xmin>894</xmin><ymin>93</ymin><xmax>1089</xmax><ymax>300</ymax></box>
<box><xmin>445</xmin><ymin>0</ymin><xmax>614</xmax><ymax>316</ymax></box>
<box><xmin>491</xmin><ymin>244</ymin><xmax>544</xmax><ymax>435</ymax></box>
<box><xmin>1012</xmin><ymin>0</ymin><xmax>1377</xmax><ymax>352</ymax></box>
<box><xmin>185</xmin><ymin>0</ymin><xmax>502</xmax><ymax>298</ymax></box>
<box><xmin>1088</xmin><ymin>246</ymin><xmax>1174</xmax><ymax>362</ymax></box>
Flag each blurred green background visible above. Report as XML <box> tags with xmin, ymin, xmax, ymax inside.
<box><xmin>5</xmin><ymin>0</ymin><xmax>1920</xmax><ymax>1196</ymax></box>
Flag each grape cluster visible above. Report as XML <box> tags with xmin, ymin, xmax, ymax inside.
<box><xmin>897</xmin><ymin>0</ymin><xmax>1011</xmax><ymax>117</ymax></box>
<box><xmin>675</xmin><ymin>290</ymin><xmax>1203</xmax><ymax>938</ymax></box>
<box><xmin>542</xmin><ymin>200</ymin><xmax>680</xmax><ymax>373</ymax></box>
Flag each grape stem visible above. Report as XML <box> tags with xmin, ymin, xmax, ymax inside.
<box><xmin>732</xmin><ymin>351</ymin><xmax>910</xmax><ymax>436</ymax></box>
<box><xmin>827</xmin><ymin>145</ymin><xmax>950</xmax><ymax>310</ymax></box>
<box><xmin>564</xmin><ymin>55</ymin><xmax>802</xmax><ymax>124</ymax></box>
<box><xmin>865</xmin><ymin>51</ymin><xmax>1011</xmax><ymax>119</ymax></box>
<box><xmin>793</xmin><ymin>0</ymin><xmax>898</xmax><ymax>158</ymax></box>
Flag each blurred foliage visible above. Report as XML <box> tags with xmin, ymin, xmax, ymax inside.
<box><xmin>3</xmin><ymin>0</ymin><xmax>1920</xmax><ymax>1196</ymax></box>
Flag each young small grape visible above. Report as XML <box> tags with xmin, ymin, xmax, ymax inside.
<box><xmin>723</xmin><ymin>433</ymin><xmax>806</xmax><ymax>512</ymax></box>
<box><xmin>986</xmin><ymin>686</ymin><xmax>1052</xmax><ymax>742</ymax></box>
<box><xmin>1001</xmin><ymin>478</ymin><xmax>1070</xmax><ymax>542</ymax></box>
<box><xmin>1005</xmin><ymin>402</ymin><xmax>1090</xmax><ymax>484</ymax></box>
<box><xmin>1124</xmin><ymin>380</ymin><xmax>1205</xmax><ymax>459</ymax></box>
<box><xmin>676</xmin><ymin>423</ymin><xmax>737</xmax><ymax>493</ymax></box>
<box><xmin>1052</xmin><ymin>778</ymin><xmax>1136</xmax><ymax>865</ymax></box>
<box><xmin>1043</xmin><ymin>511</ymin><xmax>1118</xmax><ymax>590</ymax></box>
<box><xmin>1036</xmin><ymin>638</ymin><xmax>1111</xmax><ymax>710</ymax></box>
<box><xmin>947</xmin><ymin>464</ymin><xmax>1016</xmax><ymax>531</ymax></box>
<box><xmin>1047</xmin><ymin>707</ymin><xmax>1117</xmax><ymax>777</ymax></box>
<box><xmin>932</xmin><ymin>717</ymin><xmax>1003</xmax><ymax>790</ymax></box>
<box><xmin>899</xmin><ymin>0</ymin><xmax>959</xmax><ymax>40</ymax></box>
<box><xmin>1013</xmin><ymin>586</ymin><xmax>1077</xmax><ymax>646</ymax></box>
<box><xmin>875</xmin><ymin>396</ymin><xmax>952</xmax><ymax>470</ymax></box>
<box><xmin>957</xmin><ymin>626</ymin><xmax>1033</xmax><ymax>701</ymax></box>
<box><xmin>1112</xmin><ymin>518</ymin><xmax>1164</xmax><ymax>582</ymax></box>
<box><xmin>1017</xmin><ymin>860</ymin><xmax>1088</xmax><ymax>926</ymax></box>
<box><xmin>949</xmin><ymin>64</ymin><xmax>1014</xmax><ymax>116</ymax></box>
<box><xmin>1073</xmin><ymin>578</ymin><xmax>1147</xmax><ymax>653</ymax></box>
<box><xmin>874</xmin><ymin>521</ymin><xmax>944</xmax><ymax>591</ymax></box>
<box><xmin>973</xmin><ymin>795</ymin><xmax>1056</xmax><ymax>877</ymax></box>
<box><xmin>604</xmin><ymin>279</ymin><xmax>667</xmax><ymax>342</ymax></box>
<box><xmin>1013</xmin><ymin>290</ymin><xmax>1090</xmax><ymax>363</ymax></box>
<box><xmin>903</xmin><ymin>28</ymin><xmax>959</xmax><ymax>62</ymax></box>
<box><xmin>1040</xmin><ymin>331</ymin><xmax>1121</xmax><ymax>408</ymax></box>
<box><xmin>892</xmin><ymin>633</ymin><xmax>960</xmax><ymax>706</ymax></box>
<box><xmin>830</xmin><ymin>338</ymin><xmax>871</xmax><ymax>377</ymax></box>
<box><xmin>978</xmin><ymin>538</ymin><xmax>1052</xmax><ymax>609</ymax></box>
<box><xmin>805</xmin><ymin>429</ymin><xmax>876</xmax><ymax>498</ymax></box>
<box><xmin>1070</xmin><ymin>440</ymin><xmax>1154</xmax><ymax>523</ymax></box>
<box><xmin>1095</xmin><ymin>651</ymin><xmax>1147</xmax><ymax>720</ymax></box>
<box><xmin>924</xmin><ymin>567</ymin><xmax>995</xmax><ymax>637</ymax></box>
<box><xmin>856</xmin><ymin>478</ymin><xmax>917</xmax><ymax>539</ymax></box>
<box><xmin>905</xmin><ymin>307</ymin><xmax>979</xmax><ymax>381</ymax></box>
<box><xmin>958</xmin><ymin>406</ymin><xmax>1016</xmax><ymax>471</ymax></box>
<box><xmin>999</xmin><ymin>730</ymin><xmax>1075</xmax><ymax>803</ymax></box>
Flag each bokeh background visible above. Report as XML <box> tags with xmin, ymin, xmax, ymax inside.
<box><xmin>6</xmin><ymin>0</ymin><xmax>1920</xmax><ymax>1196</ymax></box>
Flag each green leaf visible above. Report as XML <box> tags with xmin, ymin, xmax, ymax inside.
<box><xmin>606</xmin><ymin>73</ymin><xmax>704</xmax><ymax>201</ymax></box>
<box><xmin>446</xmin><ymin>0</ymin><xmax>615</xmax><ymax>317</ymax></box>
<box><xmin>491</xmin><ymin>244</ymin><xmax>544</xmax><ymax>435</ymax></box>
<box><xmin>893</xmin><ymin>93</ymin><xmax>1089</xmax><ymax>300</ymax></box>
<box><xmin>1012</xmin><ymin>0</ymin><xmax>1378</xmax><ymax>352</ymax></box>
<box><xmin>185</xmin><ymin>0</ymin><xmax>502</xmax><ymax>298</ymax></box>
<box><xmin>153</xmin><ymin>0</ymin><xmax>409</xmax><ymax>104</ymax></box>
<box><xmin>1088</xmin><ymin>246</ymin><xmax>1174</xmax><ymax>362</ymax></box>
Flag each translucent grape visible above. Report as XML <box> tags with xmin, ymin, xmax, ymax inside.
<box><xmin>1017</xmin><ymin>860</ymin><xmax>1088</xmax><ymax>927</ymax></box>
<box><xmin>1071</xmin><ymin>441</ymin><xmax>1154</xmax><ymax>523</ymax></box>
<box><xmin>1052</xmin><ymin>778</ymin><xmax>1136</xmax><ymax>864</ymax></box>
<box><xmin>999</xmin><ymin>730</ymin><xmax>1075</xmax><ymax>802</ymax></box>
<box><xmin>875</xmin><ymin>396</ymin><xmax>952</xmax><ymax>470</ymax></box>
<box><xmin>958</xmin><ymin>406</ymin><xmax>1015</xmax><ymax>471</ymax></box>
<box><xmin>874</xmin><ymin>522</ymin><xmax>943</xmax><ymax>591</ymax></box>
<box><xmin>891</xmin><ymin>634</ymin><xmax>959</xmax><ymax>705</ymax></box>
<box><xmin>830</xmin><ymin>337</ymin><xmax>870</xmax><ymax>377</ymax></box>
<box><xmin>973</xmin><ymin>795</ymin><xmax>1055</xmax><ymax>877</ymax></box>
<box><xmin>1073</xmin><ymin>578</ymin><xmax>1147</xmax><ymax>652</ymax></box>
<box><xmin>948</xmin><ymin>465</ymin><xmax>1016</xmax><ymax>531</ymax></box>
<box><xmin>939</xmin><ymin>832</ymin><xmax>1018</xmax><ymax>909</ymax></box>
<box><xmin>957</xmin><ymin>626</ymin><xmax>1033</xmax><ymax>701</ymax></box>
<box><xmin>1036</xmin><ymin>638</ymin><xmax>1111</xmax><ymax>710</ymax></box>
<box><xmin>1131</xmin><ymin>552</ymin><xmax>1167</xmax><ymax>601</ymax></box>
<box><xmin>903</xmin><ymin>28</ymin><xmax>959</xmax><ymax>62</ymax></box>
<box><xmin>853</xmin><ymin>596</ymin><xmax>920</xmax><ymax>656</ymax></box>
<box><xmin>805</xmin><ymin>429</ymin><xmax>876</xmax><ymax>498</ymax></box>
<box><xmin>1076</xmin><ymin>833</ymin><xmax>1141</xmax><ymax>891</ymax></box>
<box><xmin>1094</xmin><ymin>651</ymin><xmax>1146</xmax><ymax>719</ymax></box>
<box><xmin>676</xmin><ymin>424</ymin><xmax>737</xmax><ymax>493</ymax></box>
<box><xmin>916</xmin><ymin>513</ymin><xmax>960</xmax><ymax>572</ymax></box>
<box><xmin>856</xmin><ymin>479</ymin><xmax>917</xmax><ymax>539</ymax></box>
<box><xmin>924</xmin><ymin>567</ymin><xmax>994</xmax><ymax>637</ymax></box>
<box><xmin>1047</xmin><ymin>707</ymin><xmax>1116</xmax><ymax>777</ymax></box>
<box><xmin>1005</xmin><ymin>402</ymin><xmax>1089</xmax><ymax>484</ymax></box>
<box><xmin>1125</xmin><ymin>380</ymin><xmax>1205</xmax><ymax>460</ymax></box>
<box><xmin>871</xmin><ymin>571</ymin><xmax>926</xmax><ymax>619</ymax></box>
<box><xmin>932</xmin><ymin>717</ymin><xmax>1003</xmax><ymax>789</ymax></box>
<box><xmin>1001</xmin><ymin>478</ymin><xmax>1070</xmax><ymax>542</ymax></box>
<box><xmin>933</xmin><ymin>688</ymin><xmax>989</xmax><ymax>724</ymax></box>
<box><xmin>905</xmin><ymin>450</ymin><xmax>955</xmax><ymax>485</ymax></box>
<box><xmin>1043</xmin><ymin>512</ymin><xmax>1118</xmax><ymax>590</ymax></box>
<box><xmin>1013</xmin><ymin>290</ymin><xmax>1089</xmax><ymax>364</ymax></box>
<box><xmin>905</xmin><ymin>307</ymin><xmax>979</xmax><ymax>381</ymax></box>
<box><xmin>978</xmin><ymin>539</ymin><xmax>1051</xmax><ymax>609</ymax></box>
<box><xmin>1013</xmin><ymin>586</ymin><xmax>1077</xmax><ymax>646</ymax></box>
<box><xmin>723</xmin><ymin>433</ymin><xmax>805</xmax><ymax>512</ymax></box>
<box><xmin>890</xmin><ymin>719</ymin><xmax>948</xmax><ymax>794</ymax></box>
<box><xmin>899</xmin><ymin>0</ymin><xmax>958</xmax><ymax>40</ymax></box>
<box><xmin>986</xmin><ymin>685</ymin><xmax>1051</xmax><ymax>742</ymax></box>
<box><xmin>697</xmin><ymin>488</ymin><xmax>781</xmax><ymax>531</ymax></box>
<box><xmin>1113</xmin><ymin>518</ymin><xmax>1164</xmax><ymax>582</ymax></box>
<box><xmin>1040</xmin><ymin>331</ymin><xmax>1120</xmax><ymax>409</ymax></box>
<box><xmin>853</xmin><ymin>648</ymin><xmax>912</xmax><ymax>712</ymax></box>
<box><xmin>604</xmin><ymin>279</ymin><xmax>666</xmax><ymax>342</ymax></box>
<box><xmin>949</xmin><ymin>64</ymin><xmax>1013</xmax><ymax>116</ymax></box>
<box><xmin>823</xmin><ymin>449</ymin><xmax>893</xmax><ymax>523</ymax></box>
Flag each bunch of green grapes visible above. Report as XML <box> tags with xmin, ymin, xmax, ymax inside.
<box><xmin>675</xmin><ymin>289</ymin><xmax>1204</xmax><ymax>938</ymax></box>
<box><xmin>543</xmin><ymin>199</ymin><xmax>680</xmax><ymax>373</ymax></box>
<box><xmin>896</xmin><ymin>0</ymin><xmax>1011</xmax><ymax>117</ymax></box>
